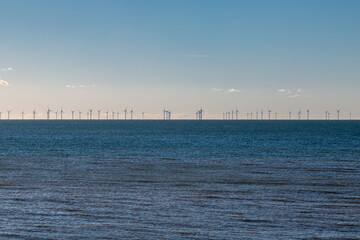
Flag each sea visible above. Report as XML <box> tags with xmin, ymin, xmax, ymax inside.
<box><xmin>0</xmin><ymin>120</ymin><xmax>359</xmax><ymax>239</ymax></box>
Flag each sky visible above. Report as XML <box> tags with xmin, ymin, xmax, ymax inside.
<box><xmin>0</xmin><ymin>0</ymin><xmax>360</xmax><ymax>119</ymax></box>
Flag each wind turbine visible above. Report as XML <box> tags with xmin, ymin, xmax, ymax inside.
<box><xmin>33</xmin><ymin>109</ymin><xmax>36</xmax><ymax>120</ymax></box>
<box><xmin>22</xmin><ymin>110</ymin><xmax>24</xmax><ymax>120</ymax></box>
<box><xmin>325</xmin><ymin>111</ymin><xmax>328</xmax><ymax>120</ymax></box>
<box><xmin>350</xmin><ymin>112</ymin><xmax>352</xmax><ymax>120</ymax></box>
<box><xmin>89</xmin><ymin>109</ymin><xmax>93</xmax><ymax>120</ymax></box>
<box><xmin>261</xmin><ymin>109</ymin><xmax>264</xmax><ymax>120</ymax></box>
<box><xmin>79</xmin><ymin>110</ymin><xmax>82</xmax><ymax>120</ymax></box>
<box><xmin>307</xmin><ymin>109</ymin><xmax>310</xmax><ymax>120</ymax></box>
<box><xmin>112</xmin><ymin>111</ymin><xmax>115</xmax><ymax>120</ymax></box>
<box><xmin>268</xmin><ymin>109</ymin><xmax>271</xmax><ymax>120</ymax></box>
<box><xmin>0</xmin><ymin>111</ymin><xmax>2</xmax><ymax>120</ymax></box>
<box><xmin>55</xmin><ymin>111</ymin><xmax>58</xmax><ymax>120</ymax></box>
<box><xmin>289</xmin><ymin>111</ymin><xmax>292</xmax><ymax>120</ymax></box>
<box><xmin>124</xmin><ymin>108</ymin><xmax>127</xmax><ymax>120</ymax></box>
<box><xmin>142</xmin><ymin>112</ymin><xmax>144</xmax><ymax>119</ymax></box>
<box><xmin>275</xmin><ymin>112</ymin><xmax>277</xmax><ymax>120</ymax></box>
<box><xmin>256</xmin><ymin>111</ymin><xmax>258</xmax><ymax>120</ymax></box>
<box><xmin>47</xmin><ymin>107</ymin><xmax>51</xmax><ymax>120</ymax></box>
<box><xmin>106</xmin><ymin>110</ymin><xmax>109</xmax><ymax>120</ymax></box>
<box><xmin>7</xmin><ymin>110</ymin><xmax>11</xmax><ymax>120</ymax></box>
<box><xmin>236</xmin><ymin>108</ymin><xmax>239</xmax><ymax>120</ymax></box>
<box><xmin>298</xmin><ymin>109</ymin><xmax>302</xmax><ymax>120</ymax></box>
<box><xmin>130</xmin><ymin>109</ymin><xmax>134</xmax><ymax>120</ymax></box>
<box><xmin>336</xmin><ymin>110</ymin><xmax>340</xmax><ymax>120</ymax></box>
<box><xmin>71</xmin><ymin>110</ymin><xmax>75</xmax><ymax>120</ymax></box>
<box><xmin>60</xmin><ymin>108</ymin><xmax>64</xmax><ymax>120</ymax></box>
<box><xmin>97</xmin><ymin>109</ymin><xmax>101</xmax><ymax>120</ymax></box>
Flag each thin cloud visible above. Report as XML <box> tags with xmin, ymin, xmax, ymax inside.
<box><xmin>0</xmin><ymin>79</ymin><xmax>9</xmax><ymax>86</ymax></box>
<box><xmin>288</xmin><ymin>94</ymin><xmax>301</xmax><ymax>98</ymax></box>
<box><xmin>212</xmin><ymin>87</ymin><xmax>223</xmax><ymax>92</ymax></box>
<box><xmin>227</xmin><ymin>88</ymin><xmax>241</xmax><ymax>93</ymax></box>
<box><xmin>1</xmin><ymin>67</ymin><xmax>13</xmax><ymax>71</ymax></box>
<box><xmin>66</xmin><ymin>84</ymin><xmax>95</xmax><ymax>88</ymax></box>
<box><xmin>278</xmin><ymin>89</ymin><xmax>292</xmax><ymax>94</ymax></box>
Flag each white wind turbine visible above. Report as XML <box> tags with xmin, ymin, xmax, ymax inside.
<box><xmin>60</xmin><ymin>108</ymin><xmax>64</xmax><ymax>120</ymax></box>
<box><xmin>33</xmin><ymin>109</ymin><xmax>37</xmax><ymax>120</ymax></box>
<box><xmin>336</xmin><ymin>110</ymin><xmax>341</xmax><ymax>120</ymax></box>
<box><xmin>22</xmin><ymin>110</ymin><xmax>25</xmax><ymax>120</ymax></box>
<box><xmin>7</xmin><ymin>110</ymin><xmax>11</xmax><ymax>120</ymax></box>
<box><xmin>97</xmin><ymin>109</ymin><xmax>101</xmax><ymax>120</ymax></box>
<box><xmin>47</xmin><ymin>107</ymin><xmax>51</xmax><ymax>120</ymax></box>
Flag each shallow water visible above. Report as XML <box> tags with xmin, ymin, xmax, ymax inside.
<box><xmin>0</xmin><ymin>120</ymin><xmax>359</xmax><ymax>239</ymax></box>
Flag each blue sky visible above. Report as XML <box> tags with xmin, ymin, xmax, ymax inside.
<box><xmin>0</xmin><ymin>0</ymin><xmax>359</xmax><ymax>119</ymax></box>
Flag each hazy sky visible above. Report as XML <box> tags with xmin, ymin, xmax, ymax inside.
<box><xmin>1</xmin><ymin>0</ymin><xmax>359</xmax><ymax>119</ymax></box>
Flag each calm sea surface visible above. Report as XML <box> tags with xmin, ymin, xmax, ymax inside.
<box><xmin>0</xmin><ymin>120</ymin><xmax>359</xmax><ymax>239</ymax></box>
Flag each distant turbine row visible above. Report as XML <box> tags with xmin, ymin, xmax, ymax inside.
<box><xmin>0</xmin><ymin>108</ymin><xmax>355</xmax><ymax>120</ymax></box>
<box><xmin>222</xmin><ymin>109</ymin><xmax>352</xmax><ymax>120</ymax></box>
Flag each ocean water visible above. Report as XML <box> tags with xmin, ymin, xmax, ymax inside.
<box><xmin>0</xmin><ymin>120</ymin><xmax>359</xmax><ymax>239</ymax></box>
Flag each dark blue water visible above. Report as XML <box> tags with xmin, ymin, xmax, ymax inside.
<box><xmin>0</xmin><ymin>120</ymin><xmax>359</xmax><ymax>239</ymax></box>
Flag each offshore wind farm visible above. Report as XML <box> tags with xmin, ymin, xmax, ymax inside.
<box><xmin>0</xmin><ymin>107</ymin><xmax>357</xmax><ymax>120</ymax></box>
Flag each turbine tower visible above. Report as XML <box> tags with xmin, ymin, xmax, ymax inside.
<box><xmin>7</xmin><ymin>110</ymin><xmax>11</xmax><ymax>120</ymax></box>
<box><xmin>261</xmin><ymin>109</ymin><xmax>264</xmax><ymax>120</ymax></box>
<box><xmin>89</xmin><ymin>109</ymin><xmax>93</xmax><ymax>120</ymax></box>
<box><xmin>22</xmin><ymin>110</ymin><xmax>24</xmax><ymax>120</ymax></box>
<box><xmin>97</xmin><ymin>109</ymin><xmax>101</xmax><ymax>120</ymax></box>
<box><xmin>71</xmin><ymin>110</ymin><xmax>75</xmax><ymax>120</ymax></box>
<box><xmin>124</xmin><ymin>108</ymin><xmax>127</xmax><ymax>120</ymax></box>
<box><xmin>142</xmin><ymin>112</ymin><xmax>144</xmax><ymax>119</ymax></box>
<box><xmin>336</xmin><ymin>110</ymin><xmax>340</xmax><ymax>120</ymax></box>
<box><xmin>307</xmin><ymin>109</ymin><xmax>310</xmax><ymax>120</ymax></box>
<box><xmin>298</xmin><ymin>109</ymin><xmax>302</xmax><ymax>120</ymax></box>
<box><xmin>33</xmin><ymin>109</ymin><xmax>36</xmax><ymax>120</ymax></box>
<box><xmin>236</xmin><ymin>108</ymin><xmax>239</xmax><ymax>120</ymax></box>
<box><xmin>60</xmin><ymin>108</ymin><xmax>64</xmax><ymax>120</ymax></box>
<box><xmin>289</xmin><ymin>111</ymin><xmax>292</xmax><ymax>120</ymax></box>
<box><xmin>0</xmin><ymin>112</ymin><xmax>2</xmax><ymax>120</ymax></box>
<box><xmin>268</xmin><ymin>110</ymin><xmax>271</xmax><ymax>120</ymax></box>
<box><xmin>47</xmin><ymin>107</ymin><xmax>51</xmax><ymax>120</ymax></box>
<box><xmin>79</xmin><ymin>110</ymin><xmax>82</xmax><ymax>120</ymax></box>
<box><xmin>106</xmin><ymin>110</ymin><xmax>109</xmax><ymax>120</ymax></box>
<box><xmin>130</xmin><ymin>109</ymin><xmax>134</xmax><ymax>120</ymax></box>
<box><xmin>325</xmin><ymin>111</ymin><xmax>328</xmax><ymax>120</ymax></box>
